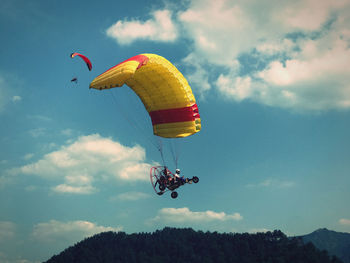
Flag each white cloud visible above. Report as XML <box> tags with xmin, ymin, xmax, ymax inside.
<box><xmin>246</xmin><ymin>178</ymin><xmax>295</xmax><ymax>189</ymax></box>
<box><xmin>28</xmin><ymin>128</ymin><xmax>46</xmax><ymax>138</ymax></box>
<box><xmin>278</xmin><ymin>0</ymin><xmax>347</xmax><ymax>31</ymax></box>
<box><xmin>150</xmin><ymin>207</ymin><xmax>243</xmax><ymax>224</ymax></box>
<box><xmin>205</xmin><ymin>1</ymin><xmax>350</xmax><ymax>111</ymax></box>
<box><xmin>184</xmin><ymin>0</ymin><xmax>350</xmax><ymax>111</ymax></box>
<box><xmin>111</xmin><ymin>191</ymin><xmax>150</xmax><ymax>201</ymax></box>
<box><xmin>339</xmin><ymin>218</ymin><xmax>350</xmax><ymax>225</ymax></box>
<box><xmin>52</xmin><ymin>184</ymin><xmax>97</xmax><ymax>194</ymax></box>
<box><xmin>27</xmin><ymin>114</ymin><xmax>52</xmax><ymax>122</ymax></box>
<box><xmin>11</xmin><ymin>134</ymin><xmax>154</xmax><ymax>194</ymax></box>
<box><xmin>23</xmin><ymin>153</ymin><xmax>34</xmax><ymax>160</ymax></box>
<box><xmin>0</xmin><ymin>221</ymin><xmax>16</xmax><ymax>241</ymax></box>
<box><xmin>249</xmin><ymin>228</ymin><xmax>271</xmax><ymax>233</ymax></box>
<box><xmin>106</xmin><ymin>10</ymin><xmax>177</xmax><ymax>44</ymax></box>
<box><xmin>11</xmin><ymin>95</ymin><xmax>21</xmax><ymax>102</ymax></box>
<box><xmin>32</xmin><ymin>220</ymin><xmax>122</xmax><ymax>243</ymax></box>
<box><xmin>256</xmin><ymin>39</ymin><xmax>295</xmax><ymax>55</ymax></box>
<box><xmin>25</xmin><ymin>185</ymin><xmax>38</xmax><ymax>192</ymax></box>
<box><xmin>182</xmin><ymin>53</ymin><xmax>212</xmax><ymax>97</ymax></box>
<box><xmin>255</xmin><ymin>36</ymin><xmax>350</xmax><ymax>111</ymax></box>
<box><xmin>104</xmin><ymin>0</ymin><xmax>350</xmax><ymax>112</ymax></box>
<box><xmin>119</xmin><ymin>162</ymin><xmax>153</xmax><ymax>181</ymax></box>
<box><xmin>61</xmin><ymin>128</ymin><xmax>74</xmax><ymax>136</ymax></box>
<box><xmin>178</xmin><ymin>0</ymin><xmax>348</xmax><ymax>64</ymax></box>
<box><xmin>217</xmin><ymin>75</ymin><xmax>253</xmax><ymax>102</ymax></box>
<box><xmin>0</xmin><ymin>76</ymin><xmax>10</xmax><ymax>112</ymax></box>
<box><xmin>177</xmin><ymin>0</ymin><xmax>311</xmax><ymax>65</ymax></box>
<box><xmin>0</xmin><ymin>175</ymin><xmax>14</xmax><ymax>189</ymax></box>
<box><xmin>178</xmin><ymin>0</ymin><xmax>256</xmax><ymax>66</ymax></box>
<box><xmin>0</xmin><ymin>73</ymin><xmax>23</xmax><ymax>113</ymax></box>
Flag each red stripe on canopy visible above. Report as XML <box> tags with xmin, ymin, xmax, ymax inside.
<box><xmin>149</xmin><ymin>104</ymin><xmax>200</xmax><ymax>125</ymax></box>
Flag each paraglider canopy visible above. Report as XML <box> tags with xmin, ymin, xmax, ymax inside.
<box><xmin>70</xmin><ymin>52</ymin><xmax>92</xmax><ymax>71</ymax></box>
<box><xmin>89</xmin><ymin>53</ymin><xmax>201</xmax><ymax>138</ymax></box>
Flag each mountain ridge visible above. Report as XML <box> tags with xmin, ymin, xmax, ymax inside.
<box><xmin>44</xmin><ymin>227</ymin><xmax>344</xmax><ymax>263</ymax></box>
<box><xmin>300</xmin><ymin>228</ymin><xmax>350</xmax><ymax>263</ymax></box>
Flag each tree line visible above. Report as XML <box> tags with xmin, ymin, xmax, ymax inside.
<box><xmin>45</xmin><ymin>227</ymin><xmax>343</xmax><ymax>263</ymax></box>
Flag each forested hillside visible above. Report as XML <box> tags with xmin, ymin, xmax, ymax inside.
<box><xmin>301</xmin><ymin>228</ymin><xmax>350</xmax><ymax>263</ymax></box>
<box><xmin>45</xmin><ymin>227</ymin><xmax>342</xmax><ymax>263</ymax></box>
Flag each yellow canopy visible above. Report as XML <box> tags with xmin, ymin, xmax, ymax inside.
<box><xmin>90</xmin><ymin>54</ymin><xmax>201</xmax><ymax>138</ymax></box>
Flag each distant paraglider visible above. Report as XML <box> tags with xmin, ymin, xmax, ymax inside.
<box><xmin>70</xmin><ymin>52</ymin><xmax>92</xmax><ymax>71</ymax></box>
<box><xmin>69</xmin><ymin>52</ymin><xmax>92</xmax><ymax>86</ymax></box>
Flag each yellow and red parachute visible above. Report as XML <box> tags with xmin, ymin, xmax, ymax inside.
<box><xmin>89</xmin><ymin>54</ymin><xmax>201</xmax><ymax>138</ymax></box>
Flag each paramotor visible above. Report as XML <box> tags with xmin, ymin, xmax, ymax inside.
<box><xmin>89</xmin><ymin>54</ymin><xmax>201</xmax><ymax>198</ymax></box>
<box><xmin>150</xmin><ymin>166</ymin><xmax>199</xmax><ymax>199</ymax></box>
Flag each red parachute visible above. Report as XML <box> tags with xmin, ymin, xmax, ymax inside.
<box><xmin>70</xmin><ymin>52</ymin><xmax>92</xmax><ymax>71</ymax></box>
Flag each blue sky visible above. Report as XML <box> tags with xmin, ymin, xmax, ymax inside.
<box><xmin>1</xmin><ymin>0</ymin><xmax>350</xmax><ymax>262</ymax></box>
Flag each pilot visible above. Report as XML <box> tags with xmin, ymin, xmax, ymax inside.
<box><xmin>174</xmin><ymin>169</ymin><xmax>190</xmax><ymax>184</ymax></box>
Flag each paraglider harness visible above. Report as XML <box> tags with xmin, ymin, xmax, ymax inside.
<box><xmin>150</xmin><ymin>166</ymin><xmax>199</xmax><ymax>199</ymax></box>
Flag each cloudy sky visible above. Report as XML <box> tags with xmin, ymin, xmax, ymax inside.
<box><xmin>1</xmin><ymin>0</ymin><xmax>350</xmax><ymax>262</ymax></box>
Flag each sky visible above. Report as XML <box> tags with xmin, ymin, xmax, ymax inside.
<box><xmin>1</xmin><ymin>0</ymin><xmax>350</xmax><ymax>262</ymax></box>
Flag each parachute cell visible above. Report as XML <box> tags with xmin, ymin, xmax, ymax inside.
<box><xmin>70</xmin><ymin>52</ymin><xmax>92</xmax><ymax>71</ymax></box>
<box><xmin>89</xmin><ymin>54</ymin><xmax>201</xmax><ymax>138</ymax></box>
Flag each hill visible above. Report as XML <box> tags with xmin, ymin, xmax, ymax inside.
<box><xmin>44</xmin><ymin>227</ymin><xmax>342</xmax><ymax>263</ymax></box>
<box><xmin>300</xmin><ymin>228</ymin><xmax>350</xmax><ymax>263</ymax></box>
